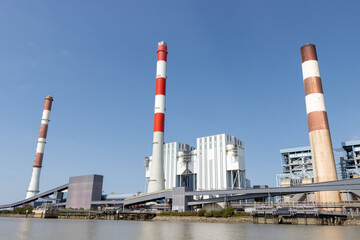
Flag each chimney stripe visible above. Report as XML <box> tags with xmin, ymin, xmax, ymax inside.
<box><xmin>302</xmin><ymin>60</ymin><xmax>321</xmax><ymax>80</ymax></box>
<box><xmin>305</xmin><ymin>93</ymin><xmax>326</xmax><ymax>114</ymax></box>
<box><xmin>304</xmin><ymin>76</ymin><xmax>323</xmax><ymax>96</ymax></box>
<box><xmin>155</xmin><ymin>77</ymin><xmax>166</xmax><ymax>95</ymax></box>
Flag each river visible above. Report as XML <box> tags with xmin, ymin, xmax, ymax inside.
<box><xmin>0</xmin><ymin>217</ymin><xmax>359</xmax><ymax>240</ymax></box>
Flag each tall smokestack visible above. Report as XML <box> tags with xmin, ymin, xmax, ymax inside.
<box><xmin>300</xmin><ymin>44</ymin><xmax>340</xmax><ymax>203</ymax></box>
<box><xmin>26</xmin><ymin>96</ymin><xmax>54</xmax><ymax>199</ymax></box>
<box><xmin>147</xmin><ymin>41</ymin><xmax>167</xmax><ymax>193</ymax></box>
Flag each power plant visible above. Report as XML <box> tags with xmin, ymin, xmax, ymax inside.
<box><xmin>26</xmin><ymin>96</ymin><xmax>54</xmax><ymax>199</ymax></box>
<box><xmin>147</xmin><ymin>41</ymin><xmax>168</xmax><ymax>193</ymax></box>
<box><xmin>1</xmin><ymin>41</ymin><xmax>360</xmax><ymax>224</ymax></box>
<box><xmin>300</xmin><ymin>44</ymin><xmax>340</xmax><ymax>203</ymax></box>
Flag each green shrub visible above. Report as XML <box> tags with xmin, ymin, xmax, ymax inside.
<box><xmin>233</xmin><ymin>212</ymin><xmax>251</xmax><ymax>217</ymax></box>
<box><xmin>0</xmin><ymin>210</ymin><xmax>11</xmax><ymax>214</ymax></box>
<box><xmin>157</xmin><ymin>211</ymin><xmax>197</xmax><ymax>216</ymax></box>
<box><xmin>205</xmin><ymin>211</ymin><xmax>214</xmax><ymax>217</ymax></box>
<box><xmin>197</xmin><ymin>209</ymin><xmax>206</xmax><ymax>216</ymax></box>
<box><xmin>156</xmin><ymin>208</ymin><xmax>247</xmax><ymax>218</ymax></box>
<box><xmin>157</xmin><ymin>211</ymin><xmax>170</xmax><ymax>216</ymax></box>
<box><xmin>222</xmin><ymin>206</ymin><xmax>234</xmax><ymax>217</ymax></box>
<box><xmin>213</xmin><ymin>210</ymin><xmax>224</xmax><ymax>217</ymax></box>
<box><xmin>185</xmin><ymin>211</ymin><xmax>197</xmax><ymax>216</ymax></box>
<box><xmin>12</xmin><ymin>205</ymin><xmax>33</xmax><ymax>214</ymax></box>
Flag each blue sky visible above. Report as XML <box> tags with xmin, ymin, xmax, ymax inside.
<box><xmin>0</xmin><ymin>0</ymin><xmax>359</xmax><ymax>204</ymax></box>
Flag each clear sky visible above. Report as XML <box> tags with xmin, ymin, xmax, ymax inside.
<box><xmin>0</xmin><ymin>0</ymin><xmax>359</xmax><ymax>204</ymax></box>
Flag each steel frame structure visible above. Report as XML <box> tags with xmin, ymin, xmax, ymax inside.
<box><xmin>340</xmin><ymin>140</ymin><xmax>360</xmax><ymax>179</ymax></box>
<box><xmin>276</xmin><ymin>147</ymin><xmax>313</xmax><ymax>187</ymax></box>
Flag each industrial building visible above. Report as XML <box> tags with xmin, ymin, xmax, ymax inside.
<box><xmin>66</xmin><ymin>175</ymin><xmax>103</xmax><ymax>210</ymax></box>
<box><xmin>145</xmin><ymin>142</ymin><xmax>196</xmax><ymax>190</ymax></box>
<box><xmin>276</xmin><ymin>146</ymin><xmax>314</xmax><ymax>187</ymax></box>
<box><xmin>275</xmin><ymin>147</ymin><xmax>315</xmax><ymax>203</ymax></box>
<box><xmin>340</xmin><ymin>140</ymin><xmax>360</xmax><ymax>179</ymax></box>
<box><xmin>277</xmin><ymin>141</ymin><xmax>360</xmax><ymax>187</ymax></box>
<box><xmin>276</xmin><ymin>141</ymin><xmax>360</xmax><ymax>202</ymax></box>
<box><xmin>145</xmin><ymin>133</ymin><xmax>248</xmax><ymax>192</ymax></box>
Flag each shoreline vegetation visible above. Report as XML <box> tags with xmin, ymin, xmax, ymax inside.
<box><xmin>1</xmin><ymin>206</ymin><xmax>360</xmax><ymax>226</ymax></box>
<box><xmin>0</xmin><ymin>206</ymin><xmax>33</xmax><ymax>215</ymax></box>
<box><xmin>152</xmin><ymin>215</ymin><xmax>253</xmax><ymax>223</ymax></box>
<box><xmin>157</xmin><ymin>207</ymin><xmax>250</xmax><ymax>218</ymax></box>
<box><xmin>153</xmin><ymin>207</ymin><xmax>253</xmax><ymax>223</ymax></box>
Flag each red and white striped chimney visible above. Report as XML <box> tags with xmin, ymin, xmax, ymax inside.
<box><xmin>26</xmin><ymin>96</ymin><xmax>54</xmax><ymax>199</ymax></box>
<box><xmin>300</xmin><ymin>44</ymin><xmax>340</xmax><ymax>203</ymax></box>
<box><xmin>147</xmin><ymin>41</ymin><xmax>167</xmax><ymax>193</ymax></box>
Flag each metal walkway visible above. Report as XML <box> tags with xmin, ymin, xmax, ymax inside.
<box><xmin>0</xmin><ymin>184</ymin><xmax>68</xmax><ymax>209</ymax></box>
<box><xmin>1</xmin><ymin>178</ymin><xmax>360</xmax><ymax>210</ymax></box>
<box><xmin>187</xmin><ymin>178</ymin><xmax>360</xmax><ymax>205</ymax></box>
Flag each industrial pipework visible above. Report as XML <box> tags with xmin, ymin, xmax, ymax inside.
<box><xmin>147</xmin><ymin>41</ymin><xmax>168</xmax><ymax>193</ymax></box>
<box><xmin>26</xmin><ymin>96</ymin><xmax>54</xmax><ymax>199</ymax></box>
<box><xmin>300</xmin><ymin>44</ymin><xmax>340</xmax><ymax>203</ymax></box>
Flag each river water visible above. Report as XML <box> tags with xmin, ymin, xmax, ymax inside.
<box><xmin>0</xmin><ymin>217</ymin><xmax>359</xmax><ymax>240</ymax></box>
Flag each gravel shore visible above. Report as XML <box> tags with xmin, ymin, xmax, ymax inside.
<box><xmin>153</xmin><ymin>215</ymin><xmax>360</xmax><ymax>226</ymax></box>
<box><xmin>344</xmin><ymin>217</ymin><xmax>360</xmax><ymax>226</ymax></box>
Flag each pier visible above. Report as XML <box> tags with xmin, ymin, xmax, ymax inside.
<box><xmin>252</xmin><ymin>206</ymin><xmax>347</xmax><ymax>225</ymax></box>
<box><xmin>57</xmin><ymin>209</ymin><xmax>156</xmax><ymax>221</ymax></box>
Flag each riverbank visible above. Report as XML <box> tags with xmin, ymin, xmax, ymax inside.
<box><xmin>0</xmin><ymin>214</ymin><xmax>34</xmax><ymax>218</ymax></box>
<box><xmin>152</xmin><ymin>215</ymin><xmax>360</xmax><ymax>226</ymax></box>
<box><xmin>152</xmin><ymin>215</ymin><xmax>253</xmax><ymax>224</ymax></box>
<box><xmin>2</xmin><ymin>214</ymin><xmax>360</xmax><ymax>226</ymax></box>
<box><xmin>344</xmin><ymin>217</ymin><xmax>360</xmax><ymax>226</ymax></box>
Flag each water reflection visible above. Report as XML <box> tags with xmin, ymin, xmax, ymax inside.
<box><xmin>137</xmin><ymin>221</ymin><xmax>164</xmax><ymax>240</ymax></box>
<box><xmin>137</xmin><ymin>221</ymin><xmax>251</xmax><ymax>240</ymax></box>
<box><xmin>1</xmin><ymin>217</ymin><xmax>360</xmax><ymax>240</ymax></box>
<box><xmin>75</xmin><ymin>220</ymin><xmax>99</xmax><ymax>240</ymax></box>
<box><xmin>312</xmin><ymin>225</ymin><xmax>354</xmax><ymax>240</ymax></box>
<box><xmin>17</xmin><ymin>218</ymin><xmax>32</xmax><ymax>240</ymax></box>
